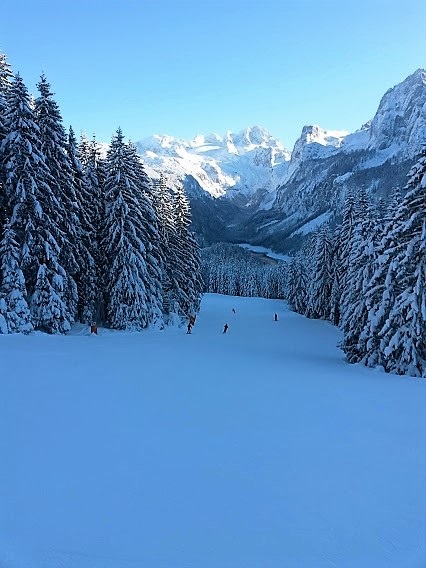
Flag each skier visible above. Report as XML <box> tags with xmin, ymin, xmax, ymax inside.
<box><xmin>274</xmin><ymin>313</ymin><xmax>278</xmax><ymax>321</ymax></box>
<box><xmin>232</xmin><ymin>308</ymin><xmax>236</xmax><ymax>314</ymax></box>
<box><xmin>223</xmin><ymin>323</ymin><xmax>229</xmax><ymax>334</ymax></box>
<box><xmin>187</xmin><ymin>322</ymin><xmax>192</xmax><ymax>334</ymax></box>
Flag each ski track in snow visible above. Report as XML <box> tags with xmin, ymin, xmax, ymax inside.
<box><xmin>1</xmin><ymin>293</ymin><xmax>425</xmax><ymax>568</ymax></box>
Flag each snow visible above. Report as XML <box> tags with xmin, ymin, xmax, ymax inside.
<box><xmin>299</xmin><ymin>125</ymin><xmax>349</xmax><ymax>148</ymax></box>
<box><xmin>135</xmin><ymin>126</ymin><xmax>290</xmax><ymax>204</ymax></box>
<box><xmin>1</xmin><ymin>293</ymin><xmax>425</xmax><ymax>568</ymax></box>
<box><xmin>239</xmin><ymin>243</ymin><xmax>291</xmax><ymax>262</ymax></box>
<box><xmin>290</xmin><ymin>211</ymin><xmax>332</xmax><ymax>236</ymax></box>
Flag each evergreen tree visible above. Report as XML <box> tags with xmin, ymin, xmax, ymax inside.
<box><xmin>0</xmin><ymin>52</ymin><xmax>13</xmax><ymax>141</ymax></box>
<box><xmin>79</xmin><ymin>132</ymin><xmax>90</xmax><ymax>167</ymax></box>
<box><xmin>306</xmin><ymin>223</ymin><xmax>333</xmax><ymax>320</ymax></box>
<box><xmin>286</xmin><ymin>252</ymin><xmax>309</xmax><ymax>314</ymax></box>
<box><xmin>151</xmin><ymin>175</ymin><xmax>175</xmax><ymax>315</ymax></box>
<box><xmin>168</xmin><ymin>185</ymin><xmax>202</xmax><ymax>316</ymax></box>
<box><xmin>102</xmin><ymin>128</ymin><xmax>154</xmax><ymax>330</ymax></box>
<box><xmin>34</xmin><ymin>74</ymin><xmax>79</xmax><ymax>320</ymax></box>
<box><xmin>329</xmin><ymin>230</ymin><xmax>342</xmax><ymax>325</ymax></box>
<box><xmin>1</xmin><ymin>73</ymin><xmax>70</xmax><ymax>333</ymax></box>
<box><xmin>358</xmin><ymin>188</ymin><xmax>404</xmax><ymax>367</ymax></box>
<box><xmin>68</xmin><ymin>126</ymin><xmax>100</xmax><ymax>323</ymax></box>
<box><xmin>81</xmin><ymin>134</ymin><xmax>106</xmax><ymax>320</ymax></box>
<box><xmin>336</xmin><ymin>189</ymin><xmax>357</xmax><ymax>322</ymax></box>
<box><xmin>0</xmin><ymin>53</ymin><xmax>13</xmax><ymax>232</ymax></box>
<box><xmin>30</xmin><ymin>262</ymin><xmax>71</xmax><ymax>333</ymax></box>
<box><xmin>376</xmin><ymin>149</ymin><xmax>426</xmax><ymax>376</ymax></box>
<box><xmin>0</xmin><ymin>221</ymin><xmax>32</xmax><ymax>334</ymax></box>
<box><xmin>125</xmin><ymin>141</ymin><xmax>164</xmax><ymax>325</ymax></box>
<box><xmin>340</xmin><ymin>189</ymin><xmax>376</xmax><ymax>362</ymax></box>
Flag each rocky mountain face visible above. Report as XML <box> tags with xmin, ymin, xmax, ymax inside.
<box><xmin>136</xmin><ymin>69</ymin><xmax>426</xmax><ymax>251</ymax></box>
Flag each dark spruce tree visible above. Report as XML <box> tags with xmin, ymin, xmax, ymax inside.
<box><xmin>340</xmin><ymin>188</ymin><xmax>376</xmax><ymax>362</ymax></box>
<box><xmin>0</xmin><ymin>221</ymin><xmax>33</xmax><ymax>334</ymax></box>
<box><xmin>1</xmin><ymin>73</ymin><xmax>70</xmax><ymax>333</ymax></box>
<box><xmin>151</xmin><ymin>174</ymin><xmax>174</xmax><ymax>314</ymax></box>
<box><xmin>168</xmin><ymin>185</ymin><xmax>202</xmax><ymax>318</ymax></box>
<box><xmin>34</xmin><ymin>74</ymin><xmax>79</xmax><ymax>321</ymax></box>
<box><xmin>125</xmin><ymin>140</ymin><xmax>164</xmax><ymax>326</ymax></box>
<box><xmin>306</xmin><ymin>223</ymin><xmax>333</xmax><ymax>320</ymax></box>
<box><xmin>0</xmin><ymin>53</ymin><xmax>13</xmax><ymax>234</ymax></box>
<box><xmin>358</xmin><ymin>188</ymin><xmax>404</xmax><ymax>367</ymax></box>
<box><xmin>68</xmin><ymin>126</ymin><xmax>101</xmax><ymax>324</ymax></box>
<box><xmin>336</xmin><ymin>189</ymin><xmax>357</xmax><ymax>322</ymax></box>
<box><xmin>102</xmin><ymin>128</ymin><xmax>156</xmax><ymax>330</ymax></box>
<box><xmin>0</xmin><ymin>52</ymin><xmax>13</xmax><ymax>142</ymax></box>
<box><xmin>286</xmin><ymin>252</ymin><xmax>309</xmax><ymax>314</ymax></box>
<box><xmin>81</xmin><ymin>134</ymin><xmax>107</xmax><ymax>320</ymax></box>
<box><xmin>374</xmin><ymin>148</ymin><xmax>426</xmax><ymax>376</ymax></box>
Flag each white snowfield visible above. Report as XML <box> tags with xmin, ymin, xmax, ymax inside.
<box><xmin>1</xmin><ymin>294</ymin><xmax>425</xmax><ymax>568</ymax></box>
<box><xmin>238</xmin><ymin>243</ymin><xmax>291</xmax><ymax>262</ymax></box>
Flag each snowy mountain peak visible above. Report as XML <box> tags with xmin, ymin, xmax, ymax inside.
<box><xmin>190</xmin><ymin>132</ymin><xmax>223</xmax><ymax>148</ymax></box>
<box><xmin>300</xmin><ymin>125</ymin><xmax>348</xmax><ymax>147</ymax></box>
<box><xmin>404</xmin><ymin>68</ymin><xmax>426</xmax><ymax>86</ymax></box>
<box><xmin>136</xmin><ymin>126</ymin><xmax>291</xmax><ymax>202</ymax></box>
<box><xmin>230</xmin><ymin>125</ymin><xmax>277</xmax><ymax>148</ymax></box>
<box><xmin>368</xmin><ymin>68</ymin><xmax>426</xmax><ymax>151</ymax></box>
<box><xmin>290</xmin><ymin>124</ymin><xmax>348</xmax><ymax>163</ymax></box>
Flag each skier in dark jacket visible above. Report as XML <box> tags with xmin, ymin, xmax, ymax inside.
<box><xmin>223</xmin><ymin>323</ymin><xmax>229</xmax><ymax>334</ymax></box>
<box><xmin>274</xmin><ymin>313</ymin><xmax>278</xmax><ymax>321</ymax></box>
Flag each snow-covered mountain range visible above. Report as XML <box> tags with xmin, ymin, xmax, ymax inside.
<box><xmin>135</xmin><ymin>69</ymin><xmax>426</xmax><ymax>250</ymax></box>
<box><xmin>136</xmin><ymin>126</ymin><xmax>290</xmax><ymax>207</ymax></box>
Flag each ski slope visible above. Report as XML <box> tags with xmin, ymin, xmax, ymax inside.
<box><xmin>1</xmin><ymin>294</ymin><xmax>425</xmax><ymax>568</ymax></box>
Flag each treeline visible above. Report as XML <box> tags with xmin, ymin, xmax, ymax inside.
<box><xmin>202</xmin><ymin>243</ymin><xmax>286</xmax><ymax>299</ymax></box>
<box><xmin>287</xmin><ymin>149</ymin><xmax>426</xmax><ymax>378</ymax></box>
<box><xmin>0</xmin><ymin>53</ymin><xmax>202</xmax><ymax>334</ymax></box>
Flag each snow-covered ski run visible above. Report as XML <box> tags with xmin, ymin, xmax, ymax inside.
<box><xmin>1</xmin><ymin>293</ymin><xmax>425</xmax><ymax>568</ymax></box>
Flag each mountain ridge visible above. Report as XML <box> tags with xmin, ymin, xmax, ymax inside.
<box><xmin>134</xmin><ymin>68</ymin><xmax>426</xmax><ymax>250</ymax></box>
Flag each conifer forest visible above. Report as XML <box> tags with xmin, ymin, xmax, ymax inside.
<box><xmin>0</xmin><ymin>53</ymin><xmax>203</xmax><ymax>335</ymax></box>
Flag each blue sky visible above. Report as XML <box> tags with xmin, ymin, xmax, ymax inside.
<box><xmin>2</xmin><ymin>0</ymin><xmax>426</xmax><ymax>149</ymax></box>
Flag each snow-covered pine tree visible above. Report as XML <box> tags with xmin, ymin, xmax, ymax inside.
<box><xmin>329</xmin><ymin>228</ymin><xmax>342</xmax><ymax>325</ymax></box>
<box><xmin>82</xmin><ymin>134</ymin><xmax>106</xmax><ymax>319</ymax></box>
<box><xmin>286</xmin><ymin>252</ymin><xmax>309</xmax><ymax>314</ymax></box>
<box><xmin>79</xmin><ymin>133</ymin><xmax>90</xmax><ymax>167</ymax></box>
<box><xmin>0</xmin><ymin>52</ymin><xmax>13</xmax><ymax>142</ymax></box>
<box><xmin>340</xmin><ymin>188</ymin><xmax>376</xmax><ymax>362</ymax></box>
<box><xmin>34</xmin><ymin>74</ymin><xmax>79</xmax><ymax>320</ymax></box>
<box><xmin>87</xmin><ymin>135</ymin><xmax>107</xmax><ymax>194</ymax></box>
<box><xmin>376</xmin><ymin>149</ymin><xmax>426</xmax><ymax>376</ymax></box>
<box><xmin>125</xmin><ymin>140</ymin><xmax>164</xmax><ymax>326</ymax></box>
<box><xmin>1</xmin><ymin>73</ymin><xmax>70</xmax><ymax>333</ymax></box>
<box><xmin>0</xmin><ymin>221</ymin><xmax>33</xmax><ymax>334</ymax></box>
<box><xmin>30</xmin><ymin>261</ymin><xmax>71</xmax><ymax>333</ymax></box>
<box><xmin>151</xmin><ymin>174</ymin><xmax>174</xmax><ymax>315</ymax></box>
<box><xmin>67</xmin><ymin>126</ymin><xmax>100</xmax><ymax>323</ymax></box>
<box><xmin>359</xmin><ymin>188</ymin><xmax>406</xmax><ymax>368</ymax></box>
<box><xmin>336</xmin><ymin>189</ymin><xmax>357</xmax><ymax>321</ymax></box>
<box><xmin>168</xmin><ymin>185</ymin><xmax>203</xmax><ymax>317</ymax></box>
<box><xmin>306</xmin><ymin>222</ymin><xmax>333</xmax><ymax>320</ymax></box>
<box><xmin>102</xmin><ymin>128</ymin><xmax>154</xmax><ymax>330</ymax></box>
<box><xmin>0</xmin><ymin>53</ymin><xmax>13</xmax><ymax>233</ymax></box>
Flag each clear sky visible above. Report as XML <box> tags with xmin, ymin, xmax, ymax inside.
<box><xmin>2</xmin><ymin>0</ymin><xmax>426</xmax><ymax>150</ymax></box>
